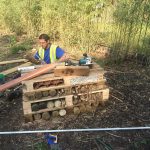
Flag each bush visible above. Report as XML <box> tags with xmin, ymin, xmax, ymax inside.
<box><xmin>11</xmin><ymin>45</ymin><xmax>27</xmax><ymax>54</ymax></box>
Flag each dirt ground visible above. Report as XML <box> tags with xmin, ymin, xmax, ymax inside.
<box><xmin>0</xmin><ymin>34</ymin><xmax>150</xmax><ymax>150</ymax></box>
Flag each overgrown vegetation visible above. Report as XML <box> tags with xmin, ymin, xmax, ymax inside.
<box><xmin>0</xmin><ymin>0</ymin><xmax>150</xmax><ymax>62</ymax></box>
<box><xmin>9</xmin><ymin>36</ymin><xmax>34</xmax><ymax>54</ymax></box>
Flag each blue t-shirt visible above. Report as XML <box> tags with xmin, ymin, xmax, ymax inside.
<box><xmin>34</xmin><ymin>46</ymin><xmax>64</xmax><ymax>64</ymax></box>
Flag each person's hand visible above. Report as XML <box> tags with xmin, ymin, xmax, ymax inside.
<box><xmin>41</xmin><ymin>60</ymin><xmax>47</xmax><ymax>65</ymax></box>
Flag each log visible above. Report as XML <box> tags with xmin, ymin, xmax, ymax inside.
<box><xmin>31</xmin><ymin>104</ymin><xmax>39</xmax><ymax>111</ymax></box>
<box><xmin>35</xmin><ymin>92</ymin><xmax>42</xmax><ymax>99</ymax></box>
<box><xmin>59</xmin><ymin>109</ymin><xmax>66</xmax><ymax>116</ymax></box>
<box><xmin>42</xmin><ymin>91</ymin><xmax>49</xmax><ymax>97</ymax></box>
<box><xmin>54</xmin><ymin>66</ymin><xmax>90</xmax><ymax>76</ymax></box>
<box><xmin>28</xmin><ymin>94</ymin><xmax>35</xmax><ymax>100</ymax></box>
<box><xmin>85</xmin><ymin>105</ymin><xmax>93</xmax><ymax>112</ymax></box>
<box><xmin>73</xmin><ymin>107</ymin><xmax>80</xmax><ymax>115</ymax></box>
<box><xmin>47</xmin><ymin>101</ymin><xmax>55</xmax><ymax>109</ymax></box>
<box><xmin>34</xmin><ymin>114</ymin><xmax>41</xmax><ymax>120</ymax></box>
<box><xmin>0</xmin><ymin>63</ymin><xmax>57</xmax><ymax>92</ymax></box>
<box><xmin>54</xmin><ymin>100</ymin><xmax>62</xmax><ymax>108</ymax></box>
<box><xmin>49</xmin><ymin>89</ymin><xmax>57</xmax><ymax>97</ymax></box>
<box><xmin>42</xmin><ymin>112</ymin><xmax>50</xmax><ymax>120</ymax></box>
<box><xmin>52</xmin><ymin>111</ymin><xmax>59</xmax><ymax>117</ymax></box>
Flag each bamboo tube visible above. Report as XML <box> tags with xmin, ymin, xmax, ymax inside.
<box><xmin>79</xmin><ymin>105</ymin><xmax>86</xmax><ymax>113</ymax></box>
<box><xmin>85</xmin><ymin>105</ymin><xmax>93</xmax><ymax>112</ymax></box>
<box><xmin>35</xmin><ymin>92</ymin><xmax>42</xmax><ymax>99</ymax></box>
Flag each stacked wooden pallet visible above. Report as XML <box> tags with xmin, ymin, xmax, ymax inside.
<box><xmin>22</xmin><ymin>63</ymin><xmax>109</xmax><ymax>122</ymax></box>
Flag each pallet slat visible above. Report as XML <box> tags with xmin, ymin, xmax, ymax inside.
<box><xmin>1</xmin><ymin>62</ymin><xmax>32</xmax><ymax>75</ymax></box>
<box><xmin>0</xmin><ymin>59</ymin><xmax>28</xmax><ymax>65</ymax></box>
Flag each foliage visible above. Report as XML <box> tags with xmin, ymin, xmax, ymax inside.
<box><xmin>111</xmin><ymin>0</ymin><xmax>150</xmax><ymax>61</ymax></box>
<box><xmin>10</xmin><ymin>38</ymin><xmax>34</xmax><ymax>54</ymax></box>
<box><xmin>0</xmin><ymin>0</ymin><xmax>150</xmax><ymax>61</ymax></box>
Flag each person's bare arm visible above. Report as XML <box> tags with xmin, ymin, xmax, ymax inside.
<box><xmin>57</xmin><ymin>53</ymin><xmax>70</xmax><ymax>62</ymax></box>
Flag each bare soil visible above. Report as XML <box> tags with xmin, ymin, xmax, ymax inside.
<box><xmin>0</xmin><ymin>34</ymin><xmax>150</xmax><ymax>150</ymax></box>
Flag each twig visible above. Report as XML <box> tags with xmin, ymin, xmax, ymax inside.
<box><xmin>105</xmin><ymin>131</ymin><xmax>126</xmax><ymax>139</ymax></box>
<box><xmin>109</xmin><ymin>86</ymin><xmax>124</xmax><ymax>96</ymax></box>
<box><xmin>106</xmin><ymin>70</ymin><xmax>136</xmax><ymax>74</ymax></box>
<box><xmin>110</xmin><ymin>94</ymin><xmax>123</xmax><ymax>102</ymax></box>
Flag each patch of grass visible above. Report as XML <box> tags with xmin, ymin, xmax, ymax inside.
<box><xmin>10</xmin><ymin>38</ymin><xmax>34</xmax><ymax>54</ymax></box>
<box><xmin>10</xmin><ymin>45</ymin><xmax>27</xmax><ymax>54</ymax></box>
<box><xmin>9</xmin><ymin>35</ymin><xmax>17</xmax><ymax>46</ymax></box>
<box><xmin>33</xmin><ymin>142</ymin><xmax>49</xmax><ymax>150</ymax></box>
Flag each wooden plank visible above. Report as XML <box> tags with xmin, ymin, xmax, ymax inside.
<box><xmin>0</xmin><ymin>59</ymin><xmax>28</xmax><ymax>65</ymax></box>
<box><xmin>22</xmin><ymin>71</ymin><xmax>105</xmax><ymax>93</ymax></box>
<box><xmin>22</xmin><ymin>76</ymin><xmax>64</xmax><ymax>92</ymax></box>
<box><xmin>54</xmin><ymin>66</ymin><xmax>90</xmax><ymax>76</ymax></box>
<box><xmin>65</xmin><ymin>95</ymin><xmax>73</xmax><ymax>107</ymax></box>
<box><xmin>23</xmin><ymin>101</ymin><xmax>32</xmax><ymax>113</ymax></box>
<box><xmin>102</xmin><ymin>88</ymin><xmax>109</xmax><ymax>100</ymax></box>
<box><xmin>1</xmin><ymin>62</ymin><xmax>32</xmax><ymax>75</ymax></box>
<box><xmin>23</xmin><ymin>79</ymin><xmax>107</xmax><ymax>95</ymax></box>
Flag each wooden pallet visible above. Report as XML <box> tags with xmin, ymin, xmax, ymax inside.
<box><xmin>1</xmin><ymin>62</ymin><xmax>32</xmax><ymax>75</ymax></box>
<box><xmin>0</xmin><ymin>59</ymin><xmax>28</xmax><ymax>65</ymax></box>
<box><xmin>22</xmin><ymin>70</ymin><xmax>105</xmax><ymax>93</ymax></box>
<box><xmin>23</xmin><ymin>80</ymin><xmax>107</xmax><ymax>101</ymax></box>
<box><xmin>22</xmin><ymin>62</ymin><xmax>109</xmax><ymax>122</ymax></box>
<box><xmin>23</xmin><ymin>88</ymin><xmax>109</xmax><ymax>122</ymax></box>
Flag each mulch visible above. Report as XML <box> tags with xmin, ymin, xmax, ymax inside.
<box><xmin>0</xmin><ymin>61</ymin><xmax>150</xmax><ymax>150</ymax></box>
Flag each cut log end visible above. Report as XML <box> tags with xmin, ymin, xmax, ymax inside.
<box><xmin>42</xmin><ymin>112</ymin><xmax>50</xmax><ymax>120</ymax></box>
<box><xmin>59</xmin><ymin>109</ymin><xmax>66</xmax><ymax>116</ymax></box>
